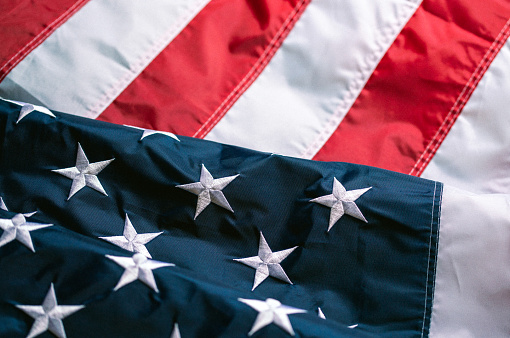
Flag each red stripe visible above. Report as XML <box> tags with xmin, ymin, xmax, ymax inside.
<box><xmin>313</xmin><ymin>0</ymin><xmax>510</xmax><ymax>174</ymax></box>
<box><xmin>0</xmin><ymin>0</ymin><xmax>89</xmax><ymax>82</ymax></box>
<box><xmin>410</xmin><ymin>19</ymin><xmax>510</xmax><ymax>176</ymax></box>
<box><xmin>97</xmin><ymin>0</ymin><xmax>310</xmax><ymax>137</ymax></box>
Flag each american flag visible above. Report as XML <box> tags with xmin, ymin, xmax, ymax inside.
<box><xmin>0</xmin><ymin>99</ymin><xmax>442</xmax><ymax>337</ymax></box>
<box><xmin>0</xmin><ymin>1</ymin><xmax>510</xmax><ymax>336</ymax></box>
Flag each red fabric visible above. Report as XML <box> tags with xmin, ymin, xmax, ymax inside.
<box><xmin>0</xmin><ymin>0</ymin><xmax>89</xmax><ymax>82</ymax></box>
<box><xmin>97</xmin><ymin>0</ymin><xmax>310</xmax><ymax>137</ymax></box>
<box><xmin>410</xmin><ymin>19</ymin><xmax>510</xmax><ymax>176</ymax></box>
<box><xmin>313</xmin><ymin>0</ymin><xmax>510</xmax><ymax>174</ymax></box>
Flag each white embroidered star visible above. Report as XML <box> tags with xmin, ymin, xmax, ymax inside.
<box><xmin>0</xmin><ymin>196</ymin><xmax>7</xmax><ymax>211</ymax></box>
<box><xmin>16</xmin><ymin>283</ymin><xmax>84</xmax><ymax>338</ymax></box>
<box><xmin>2</xmin><ymin>99</ymin><xmax>56</xmax><ymax>124</ymax></box>
<box><xmin>0</xmin><ymin>213</ymin><xmax>52</xmax><ymax>252</ymax></box>
<box><xmin>176</xmin><ymin>164</ymin><xmax>239</xmax><ymax>219</ymax></box>
<box><xmin>99</xmin><ymin>214</ymin><xmax>162</xmax><ymax>258</ymax></box>
<box><xmin>234</xmin><ymin>232</ymin><xmax>297</xmax><ymax>291</ymax></box>
<box><xmin>310</xmin><ymin>178</ymin><xmax>371</xmax><ymax>231</ymax></box>
<box><xmin>106</xmin><ymin>253</ymin><xmax>174</xmax><ymax>293</ymax></box>
<box><xmin>52</xmin><ymin>143</ymin><xmax>114</xmax><ymax>200</ymax></box>
<box><xmin>318</xmin><ymin>307</ymin><xmax>326</xmax><ymax>319</ymax></box>
<box><xmin>125</xmin><ymin>125</ymin><xmax>179</xmax><ymax>142</ymax></box>
<box><xmin>170</xmin><ymin>323</ymin><xmax>181</xmax><ymax>338</ymax></box>
<box><xmin>238</xmin><ymin>298</ymin><xmax>306</xmax><ymax>336</ymax></box>
<box><xmin>315</xmin><ymin>306</ymin><xmax>358</xmax><ymax>328</ymax></box>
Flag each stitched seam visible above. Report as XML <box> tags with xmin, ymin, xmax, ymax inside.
<box><xmin>427</xmin><ymin>183</ymin><xmax>443</xmax><ymax>337</ymax></box>
<box><xmin>0</xmin><ymin>0</ymin><xmax>87</xmax><ymax>74</ymax></box>
<box><xmin>410</xmin><ymin>19</ymin><xmax>510</xmax><ymax>175</ymax></box>
<box><xmin>300</xmin><ymin>0</ymin><xmax>422</xmax><ymax>159</ymax></box>
<box><xmin>413</xmin><ymin>28</ymin><xmax>510</xmax><ymax>175</ymax></box>
<box><xmin>0</xmin><ymin>0</ymin><xmax>89</xmax><ymax>82</ymax></box>
<box><xmin>420</xmin><ymin>181</ymin><xmax>438</xmax><ymax>338</ymax></box>
<box><xmin>85</xmin><ymin>0</ymin><xmax>210</xmax><ymax>119</ymax></box>
<box><xmin>193</xmin><ymin>0</ymin><xmax>309</xmax><ymax>139</ymax></box>
<box><xmin>410</xmin><ymin>18</ymin><xmax>510</xmax><ymax>176</ymax></box>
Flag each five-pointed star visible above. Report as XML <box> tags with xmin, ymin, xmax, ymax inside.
<box><xmin>0</xmin><ymin>213</ymin><xmax>52</xmax><ymax>252</ymax></box>
<box><xmin>16</xmin><ymin>283</ymin><xmax>84</xmax><ymax>338</ymax></box>
<box><xmin>52</xmin><ymin>143</ymin><xmax>114</xmax><ymax>200</ymax></box>
<box><xmin>234</xmin><ymin>232</ymin><xmax>297</xmax><ymax>291</ymax></box>
<box><xmin>238</xmin><ymin>298</ymin><xmax>306</xmax><ymax>336</ymax></box>
<box><xmin>2</xmin><ymin>99</ymin><xmax>56</xmax><ymax>124</ymax></box>
<box><xmin>310</xmin><ymin>178</ymin><xmax>371</xmax><ymax>232</ymax></box>
<box><xmin>176</xmin><ymin>164</ymin><xmax>239</xmax><ymax>219</ymax></box>
<box><xmin>125</xmin><ymin>125</ymin><xmax>180</xmax><ymax>142</ymax></box>
<box><xmin>106</xmin><ymin>253</ymin><xmax>174</xmax><ymax>293</ymax></box>
<box><xmin>99</xmin><ymin>214</ymin><xmax>162</xmax><ymax>258</ymax></box>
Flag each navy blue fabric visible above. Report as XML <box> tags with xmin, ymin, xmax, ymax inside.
<box><xmin>0</xmin><ymin>100</ymin><xmax>441</xmax><ymax>337</ymax></box>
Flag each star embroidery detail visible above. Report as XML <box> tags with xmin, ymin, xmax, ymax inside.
<box><xmin>234</xmin><ymin>232</ymin><xmax>297</xmax><ymax>291</ymax></box>
<box><xmin>170</xmin><ymin>323</ymin><xmax>181</xmax><ymax>338</ymax></box>
<box><xmin>310</xmin><ymin>178</ymin><xmax>371</xmax><ymax>231</ymax></box>
<box><xmin>318</xmin><ymin>307</ymin><xmax>326</xmax><ymax>319</ymax></box>
<box><xmin>125</xmin><ymin>125</ymin><xmax>179</xmax><ymax>142</ymax></box>
<box><xmin>106</xmin><ymin>253</ymin><xmax>174</xmax><ymax>293</ymax></box>
<box><xmin>0</xmin><ymin>213</ymin><xmax>52</xmax><ymax>252</ymax></box>
<box><xmin>16</xmin><ymin>283</ymin><xmax>84</xmax><ymax>338</ymax></box>
<box><xmin>315</xmin><ymin>305</ymin><xmax>358</xmax><ymax>328</ymax></box>
<box><xmin>0</xmin><ymin>196</ymin><xmax>7</xmax><ymax>211</ymax></box>
<box><xmin>0</xmin><ymin>197</ymin><xmax>35</xmax><ymax>216</ymax></box>
<box><xmin>238</xmin><ymin>298</ymin><xmax>306</xmax><ymax>336</ymax></box>
<box><xmin>2</xmin><ymin>99</ymin><xmax>56</xmax><ymax>124</ymax></box>
<box><xmin>176</xmin><ymin>164</ymin><xmax>239</xmax><ymax>219</ymax></box>
<box><xmin>52</xmin><ymin>143</ymin><xmax>114</xmax><ymax>200</ymax></box>
<box><xmin>100</xmin><ymin>214</ymin><xmax>163</xmax><ymax>258</ymax></box>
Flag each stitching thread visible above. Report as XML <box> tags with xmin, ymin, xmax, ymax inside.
<box><xmin>426</xmin><ymin>183</ymin><xmax>443</xmax><ymax>337</ymax></box>
<box><xmin>193</xmin><ymin>0</ymin><xmax>309</xmax><ymax>139</ymax></box>
<box><xmin>300</xmin><ymin>0</ymin><xmax>422</xmax><ymax>159</ymax></box>
<box><xmin>86</xmin><ymin>0</ymin><xmax>211</xmax><ymax>119</ymax></box>
<box><xmin>420</xmin><ymin>181</ymin><xmax>440</xmax><ymax>337</ymax></box>
<box><xmin>410</xmin><ymin>18</ymin><xmax>510</xmax><ymax>176</ymax></box>
<box><xmin>0</xmin><ymin>0</ymin><xmax>89</xmax><ymax>82</ymax></box>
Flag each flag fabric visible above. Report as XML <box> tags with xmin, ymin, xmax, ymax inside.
<box><xmin>1</xmin><ymin>0</ymin><xmax>510</xmax><ymax>195</ymax></box>
<box><xmin>0</xmin><ymin>97</ymin><xmax>508</xmax><ymax>338</ymax></box>
<box><xmin>0</xmin><ymin>99</ymin><xmax>443</xmax><ymax>337</ymax></box>
<box><xmin>1</xmin><ymin>1</ymin><xmax>510</xmax><ymax>337</ymax></box>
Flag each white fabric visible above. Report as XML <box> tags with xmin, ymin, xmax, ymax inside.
<box><xmin>422</xmin><ymin>40</ymin><xmax>510</xmax><ymax>194</ymax></box>
<box><xmin>205</xmin><ymin>0</ymin><xmax>421</xmax><ymax>158</ymax></box>
<box><xmin>430</xmin><ymin>185</ymin><xmax>510</xmax><ymax>337</ymax></box>
<box><xmin>0</xmin><ymin>0</ymin><xmax>210</xmax><ymax>118</ymax></box>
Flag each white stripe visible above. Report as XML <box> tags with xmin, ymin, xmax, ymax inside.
<box><xmin>421</xmin><ymin>38</ymin><xmax>510</xmax><ymax>194</ymax></box>
<box><xmin>205</xmin><ymin>0</ymin><xmax>421</xmax><ymax>158</ymax></box>
<box><xmin>0</xmin><ymin>0</ymin><xmax>210</xmax><ymax>118</ymax></box>
<box><xmin>430</xmin><ymin>185</ymin><xmax>510</xmax><ymax>337</ymax></box>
